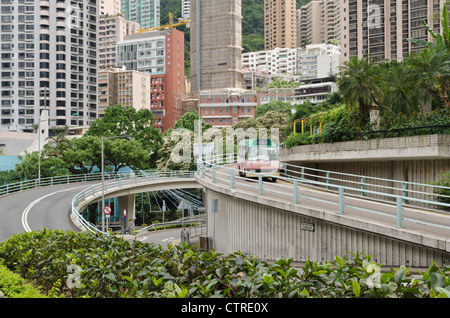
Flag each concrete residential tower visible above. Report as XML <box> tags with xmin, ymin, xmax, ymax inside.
<box><xmin>190</xmin><ymin>0</ymin><xmax>243</xmax><ymax>92</ymax></box>
<box><xmin>340</xmin><ymin>0</ymin><xmax>448</xmax><ymax>63</ymax></box>
<box><xmin>264</xmin><ymin>0</ymin><xmax>297</xmax><ymax>50</ymax></box>
<box><xmin>0</xmin><ymin>0</ymin><xmax>98</xmax><ymax>132</ymax></box>
<box><xmin>121</xmin><ymin>0</ymin><xmax>160</xmax><ymax>30</ymax></box>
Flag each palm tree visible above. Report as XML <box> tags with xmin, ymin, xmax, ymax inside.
<box><xmin>337</xmin><ymin>57</ymin><xmax>385</xmax><ymax>124</ymax></box>
<box><xmin>407</xmin><ymin>45</ymin><xmax>450</xmax><ymax>112</ymax></box>
<box><xmin>407</xmin><ymin>3</ymin><xmax>450</xmax><ymax>110</ymax></box>
<box><xmin>383</xmin><ymin>62</ymin><xmax>421</xmax><ymax>115</ymax></box>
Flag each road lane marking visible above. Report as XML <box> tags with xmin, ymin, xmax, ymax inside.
<box><xmin>21</xmin><ymin>185</ymin><xmax>88</xmax><ymax>233</ymax></box>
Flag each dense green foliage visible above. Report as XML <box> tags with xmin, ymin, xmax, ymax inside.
<box><xmin>431</xmin><ymin>171</ymin><xmax>450</xmax><ymax>211</ymax></box>
<box><xmin>1</xmin><ymin>229</ymin><xmax>450</xmax><ymax>298</ymax></box>
<box><xmin>0</xmin><ymin>261</ymin><xmax>48</xmax><ymax>298</ymax></box>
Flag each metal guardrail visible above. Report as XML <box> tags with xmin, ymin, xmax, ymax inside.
<box><xmin>0</xmin><ymin>173</ymin><xmax>105</xmax><ymax>196</ymax></box>
<box><xmin>138</xmin><ymin>215</ymin><xmax>206</xmax><ymax>233</ymax></box>
<box><xmin>198</xmin><ymin>153</ymin><xmax>450</xmax><ymax>232</ymax></box>
<box><xmin>71</xmin><ymin>170</ymin><xmax>196</xmax><ymax>235</ymax></box>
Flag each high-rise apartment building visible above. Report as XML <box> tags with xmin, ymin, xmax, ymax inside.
<box><xmin>0</xmin><ymin>0</ymin><xmax>98</xmax><ymax>132</ymax></box>
<box><xmin>340</xmin><ymin>0</ymin><xmax>447</xmax><ymax>63</ymax></box>
<box><xmin>181</xmin><ymin>0</ymin><xmax>191</xmax><ymax>19</ymax></box>
<box><xmin>98</xmin><ymin>68</ymin><xmax>151</xmax><ymax>117</ymax></box>
<box><xmin>264</xmin><ymin>0</ymin><xmax>297</xmax><ymax>50</ymax></box>
<box><xmin>100</xmin><ymin>0</ymin><xmax>122</xmax><ymax>16</ymax></box>
<box><xmin>297</xmin><ymin>0</ymin><xmax>341</xmax><ymax>48</ymax></box>
<box><xmin>121</xmin><ymin>0</ymin><xmax>160</xmax><ymax>30</ymax></box>
<box><xmin>98</xmin><ymin>15</ymin><xmax>140</xmax><ymax>70</ymax></box>
<box><xmin>190</xmin><ymin>0</ymin><xmax>243</xmax><ymax>93</ymax></box>
<box><xmin>297</xmin><ymin>0</ymin><xmax>322</xmax><ymax>47</ymax></box>
<box><xmin>116</xmin><ymin>28</ymin><xmax>185</xmax><ymax>132</ymax></box>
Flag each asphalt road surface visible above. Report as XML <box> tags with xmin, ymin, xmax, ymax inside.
<box><xmin>0</xmin><ymin>181</ymin><xmax>202</xmax><ymax>247</ymax></box>
<box><xmin>0</xmin><ymin>182</ymin><xmax>97</xmax><ymax>242</ymax></box>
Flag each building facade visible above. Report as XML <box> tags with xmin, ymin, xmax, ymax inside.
<box><xmin>199</xmin><ymin>90</ymin><xmax>257</xmax><ymax>128</ymax></box>
<box><xmin>292</xmin><ymin>81</ymin><xmax>338</xmax><ymax>105</ymax></box>
<box><xmin>340</xmin><ymin>0</ymin><xmax>447</xmax><ymax>63</ymax></box>
<box><xmin>100</xmin><ymin>0</ymin><xmax>122</xmax><ymax>16</ymax></box>
<box><xmin>181</xmin><ymin>0</ymin><xmax>191</xmax><ymax>19</ymax></box>
<box><xmin>116</xmin><ymin>28</ymin><xmax>185</xmax><ymax>132</ymax></box>
<box><xmin>264</xmin><ymin>0</ymin><xmax>297</xmax><ymax>50</ymax></box>
<box><xmin>98</xmin><ymin>68</ymin><xmax>151</xmax><ymax>117</ymax></box>
<box><xmin>242</xmin><ymin>44</ymin><xmax>340</xmax><ymax>80</ymax></box>
<box><xmin>121</xmin><ymin>0</ymin><xmax>160</xmax><ymax>30</ymax></box>
<box><xmin>190</xmin><ymin>0</ymin><xmax>243</xmax><ymax>93</ymax></box>
<box><xmin>297</xmin><ymin>0</ymin><xmax>322</xmax><ymax>48</ymax></box>
<box><xmin>98</xmin><ymin>15</ymin><xmax>140</xmax><ymax>70</ymax></box>
<box><xmin>0</xmin><ymin>0</ymin><xmax>98</xmax><ymax>132</ymax></box>
<box><xmin>297</xmin><ymin>0</ymin><xmax>341</xmax><ymax>48</ymax></box>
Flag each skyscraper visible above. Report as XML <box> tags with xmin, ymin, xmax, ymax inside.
<box><xmin>264</xmin><ymin>0</ymin><xmax>297</xmax><ymax>50</ymax></box>
<box><xmin>297</xmin><ymin>0</ymin><xmax>341</xmax><ymax>48</ymax></box>
<box><xmin>0</xmin><ymin>0</ymin><xmax>98</xmax><ymax>132</ymax></box>
<box><xmin>190</xmin><ymin>0</ymin><xmax>243</xmax><ymax>92</ymax></box>
<box><xmin>121</xmin><ymin>0</ymin><xmax>160</xmax><ymax>30</ymax></box>
<box><xmin>340</xmin><ymin>0</ymin><xmax>447</xmax><ymax>63</ymax></box>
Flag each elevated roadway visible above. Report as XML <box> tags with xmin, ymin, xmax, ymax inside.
<box><xmin>1</xmin><ymin>160</ymin><xmax>450</xmax><ymax>267</ymax></box>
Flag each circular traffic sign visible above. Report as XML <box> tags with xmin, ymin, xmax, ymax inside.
<box><xmin>103</xmin><ymin>206</ymin><xmax>112</xmax><ymax>215</ymax></box>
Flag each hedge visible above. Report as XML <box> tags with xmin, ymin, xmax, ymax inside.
<box><xmin>0</xmin><ymin>261</ymin><xmax>47</xmax><ymax>298</ymax></box>
<box><xmin>1</xmin><ymin>229</ymin><xmax>450</xmax><ymax>298</ymax></box>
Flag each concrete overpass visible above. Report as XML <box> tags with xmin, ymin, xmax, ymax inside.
<box><xmin>68</xmin><ymin>156</ymin><xmax>450</xmax><ymax>268</ymax></box>
<box><xmin>2</xmin><ymin>153</ymin><xmax>450</xmax><ymax>268</ymax></box>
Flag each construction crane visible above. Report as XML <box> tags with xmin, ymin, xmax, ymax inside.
<box><xmin>135</xmin><ymin>12</ymin><xmax>190</xmax><ymax>34</ymax></box>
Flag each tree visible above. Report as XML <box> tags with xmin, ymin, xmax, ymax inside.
<box><xmin>337</xmin><ymin>57</ymin><xmax>386</xmax><ymax>124</ymax></box>
<box><xmin>61</xmin><ymin>136</ymin><xmax>102</xmax><ymax>175</ymax></box>
<box><xmin>103</xmin><ymin>138</ymin><xmax>149</xmax><ymax>173</ymax></box>
<box><xmin>382</xmin><ymin>61</ymin><xmax>421</xmax><ymax>115</ymax></box>
<box><xmin>86</xmin><ymin>105</ymin><xmax>163</xmax><ymax>168</ymax></box>
<box><xmin>407</xmin><ymin>45</ymin><xmax>450</xmax><ymax>112</ymax></box>
<box><xmin>255</xmin><ymin>100</ymin><xmax>293</xmax><ymax>117</ymax></box>
<box><xmin>407</xmin><ymin>3</ymin><xmax>450</xmax><ymax>110</ymax></box>
<box><xmin>15</xmin><ymin>151</ymin><xmax>68</xmax><ymax>180</ymax></box>
<box><xmin>174</xmin><ymin>110</ymin><xmax>211</xmax><ymax>132</ymax></box>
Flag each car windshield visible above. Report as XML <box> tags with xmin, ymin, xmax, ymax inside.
<box><xmin>248</xmin><ymin>147</ymin><xmax>278</xmax><ymax>161</ymax></box>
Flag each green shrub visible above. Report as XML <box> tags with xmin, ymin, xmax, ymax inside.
<box><xmin>1</xmin><ymin>229</ymin><xmax>450</xmax><ymax>298</ymax></box>
<box><xmin>0</xmin><ymin>261</ymin><xmax>46</xmax><ymax>298</ymax></box>
<box><xmin>431</xmin><ymin>171</ymin><xmax>450</xmax><ymax>211</ymax></box>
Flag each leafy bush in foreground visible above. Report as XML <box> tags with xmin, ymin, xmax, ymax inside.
<box><xmin>0</xmin><ymin>261</ymin><xmax>47</xmax><ymax>298</ymax></box>
<box><xmin>0</xmin><ymin>229</ymin><xmax>450</xmax><ymax>298</ymax></box>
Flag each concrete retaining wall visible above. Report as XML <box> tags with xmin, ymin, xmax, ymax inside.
<box><xmin>202</xmin><ymin>186</ymin><xmax>450</xmax><ymax>268</ymax></box>
<box><xmin>280</xmin><ymin>135</ymin><xmax>450</xmax><ymax>206</ymax></box>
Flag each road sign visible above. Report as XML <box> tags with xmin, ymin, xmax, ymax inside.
<box><xmin>103</xmin><ymin>206</ymin><xmax>112</xmax><ymax>215</ymax></box>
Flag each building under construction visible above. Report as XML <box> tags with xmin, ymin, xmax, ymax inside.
<box><xmin>190</xmin><ymin>0</ymin><xmax>243</xmax><ymax>93</ymax></box>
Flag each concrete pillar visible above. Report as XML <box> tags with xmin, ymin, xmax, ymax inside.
<box><xmin>118</xmin><ymin>194</ymin><xmax>135</xmax><ymax>232</ymax></box>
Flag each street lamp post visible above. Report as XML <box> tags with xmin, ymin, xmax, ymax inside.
<box><xmin>38</xmin><ymin>87</ymin><xmax>48</xmax><ymax>183</ymax></box>
<box><xmin>101</xmin><ymin>134</ymin><xmax>131</xmax><ymax>233</ymax></box>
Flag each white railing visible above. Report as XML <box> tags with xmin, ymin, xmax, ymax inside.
<box><xmin>198</xmin><ymin>153</ymin><xmax>450</xmax><ymax>232</ymax></box>
<box><xmin>71</xmin><ymin>170</ymin><xmax>196</xmax><ymax>235</ymax></box>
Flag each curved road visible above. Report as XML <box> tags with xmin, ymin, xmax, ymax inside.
<box><xmin>2</xmin><ymin>166</ymin><xmax>449</xmax><ymax>245</ymax></box>
<box><xmin>0</xmin><ymin>181</ymin><xmax>190</xmax><ymax>247</ymax></box>
<box><xmin>0</xmin><ymin>182</ymin><xmax>95</xmax><ymax>242</ymax></box>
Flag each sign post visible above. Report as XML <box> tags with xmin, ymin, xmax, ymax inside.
<box><xmin>103</xmin><ymin>206</ymin><xmax>111</xmax><ymax>232</ymax></box>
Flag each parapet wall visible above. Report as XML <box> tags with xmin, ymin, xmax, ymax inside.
<box><xmin>280</xmin><ymin>134</ymin><xmax>450</xmax><ymax>205</ymax></box>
